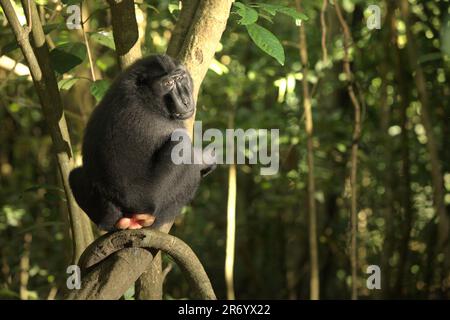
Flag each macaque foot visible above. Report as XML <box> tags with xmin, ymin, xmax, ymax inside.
<box><xmin>115</xmin><ymin>213</ymin><xmax>155</xmax><ymax>230</ymax></box>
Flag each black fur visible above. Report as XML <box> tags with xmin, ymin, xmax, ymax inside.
<box><xmin>69</xmin><ymin>55</ymin><xmax>215</xmax><ymax>231</ymax></box>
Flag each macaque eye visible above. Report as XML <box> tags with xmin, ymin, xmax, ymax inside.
<box><xmin>176</xmin><ymin>76</ymin><xmax>182</xmax><ymax>81</ymax></box>
<box><xmin>164</xmin><ymin>79</ymin><xmax>174</xmax><ymax>87</ymax></box>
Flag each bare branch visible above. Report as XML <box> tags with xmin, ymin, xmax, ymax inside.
<box><xmin>80</xmin><ymin>2</ymin><xmax>96</xmax><ymax>81</ymax></box>
<box><xmin>65</xmin><ymin>247</ymin><xmax>153</xmax><ymax>300</ymax></box>
<box><xmin>161</xmin><ymin>262</ymin><xmax>173</xmax><ymax>282</ymax></box>
<box><xmin>67</xmin><ymin>229</ymin><xmax>216</xmax><ymax>300</ymax></box>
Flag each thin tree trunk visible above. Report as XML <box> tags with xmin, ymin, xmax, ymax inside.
<box><xmin>225</xmin><ymin>163</ymin><xmax>237</xmax><ymax>300</ymax></box>
<box><xmin>390</xmin><ymin>5</ymin><xmax>414</xmax><ymax>296</ymax></box>
<box><xmin>225</xmin><ymin>106</ymin><xmax>237</xmax><ymax>300</ymax></box>
<box><xmin>296</xmin><ymin>0</ymin><xmax>319</xmax><ymax>300</ymax></box>
<box><xmin>380</xmin><ymin>3</ymin><xmax>394</xmax><ymax>297</ymax></box>
<box><xmin>394</xmin><ymin>58</ymin><xmax>414</xmax><ymax>297</ymax></box>
<box><xmin>19</xmin><ymin>233</ymin><xmax>32</xmax><ymax>300</ymax></box>
<box><xmin>334</xmin><ymin>1</ymin><xmax>362</xmax><ymax>300</ymax></box>
<box><xmin>399</xmin><ymin>0</ymin><xmax>449</xmax><ymax>287</ymax></box>
<box><xmin>320</xmin><ymin>0</ymin><xmax>328</xmax><ymax>64</ymax></box>
<box><xmin>379</xmin><ymin>61</ymin><xmax>394</xmax><ymax>298</ymax></box>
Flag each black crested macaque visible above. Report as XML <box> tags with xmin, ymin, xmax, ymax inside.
<box><xmin>69</xmin><ymin>55</ymin><xmax>215</xmax><ymax>231</ymax></box>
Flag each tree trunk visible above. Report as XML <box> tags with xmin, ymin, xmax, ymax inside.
<box><xmin>296</xmin><ymin>0</ymin><xmax>320</xmax><ymax>300</ymax></box>
<box><xmin>107</xmin><ymin>0</ymin><xmax>142</xmax><ymax>69</ymax></box>
<box><xmin>334</xmin><ymin>1</ymin><xmax>362</xmax><ymax>300</ymax></box>
<box><xmin>400</xmin><ymin>0</ymin><xmax>449</xmax><ymax>289</ymax></box>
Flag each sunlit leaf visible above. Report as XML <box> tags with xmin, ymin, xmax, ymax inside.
<box><xmin>209</xmin><ymin>58</ymin><xmax>229</xmax><ymax>75</ymax></box>
<box><xmin>168</xmin><ymin>3</ymin><xmax>180</xmax><ymax>14</ymax></box>
<box><xmin>1</xmin><ymin>206</ymin><xmax>25</xmax><ymax>227</ymax></box>
<box><xmin>234</xmin><ymin>2</ymin><xmax>258</xmax><ymax>25</ymax></box>
<box><xmin>246</xmin><ymin>23</ymin><xmax>285</xmax><ymax>65</ymax></box>
<box><xmin>123</xmin><ymin>285</ymin><xmax>135</xmax><ymax>300</ymax></box>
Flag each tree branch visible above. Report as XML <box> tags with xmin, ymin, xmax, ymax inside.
<box><xmin>320</xmin><ymin>0</ymin><xmax>328</xmax><ymax>64</ymax></box>
<box><xmin>166</xmin><ymin>0</ymin><xmax>200</xmax><ymax>58</ymax></box>
<box><xmin>107</xmin><ymin>0</ymin><xmax>142</xmax><ymax>69</ymax></box>
<box><xmin>168</xmin><ymin>0</ymin><xmax>234</xmax><ymax>135</ymax></box>
<box><xmin>67</xmin><ymin>229</ymin><xmax>216</xmax><ymax>300</ymax></box>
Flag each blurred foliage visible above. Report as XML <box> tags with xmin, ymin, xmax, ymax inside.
<box><xmin>0</xmin><ymin>0</ymin><xmax>449</xmax><ymax>300</ymax></box>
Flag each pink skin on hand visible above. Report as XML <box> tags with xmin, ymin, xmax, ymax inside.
<box><xmin>115</xmin><ymin>213</ymin><xmax>156</xmax><ymax>230</ymax></box>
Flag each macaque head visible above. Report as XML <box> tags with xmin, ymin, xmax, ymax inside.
<box><xmin>133</xmin><ymin>55</ymin><xmax>195</xmax><ymax>120</ymax></box>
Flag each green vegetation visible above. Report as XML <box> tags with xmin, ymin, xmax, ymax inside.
<box><xmin>0</xmin><ymin>0</ymin><xmax>449</xmax><ymax>299</ymax></box>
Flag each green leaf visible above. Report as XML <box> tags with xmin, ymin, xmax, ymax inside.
<box><xmin>258</xmin><ymin>12</ymin><xmax>274</xmax><ymax>24</ymax></box>
<box><xmin>254</xmin><ymin>3</ymin><xmax>280</xmax><ymax>15</ymax></box>
<box><xmin>254</xmin><ymin>4</ymin><xmax>309</xmax><ymax>21</ymax></box>
<box><xmin>88</xmin><ymin>31</ymin><xmax>116</xmax><ymax>50</ymax></box>
<box><xmin>168</xmin><ymin>3</ymin><xmax>180</xmax><ymax>14</ymax></box>
<box><xmin>246</xmin><ymin>23</ymin><xmax>285</xmax><ymax>65</ymax></box>
<box><xmin>49</xmin><ymin>42</ymin><xmax>87</xmax><ymax>74</ymax></box>
<box><xmin>123</xmin><ymin>285</ymin><xmax>135</xmax><ymax>300</ymax></box>
<box><xmin>58</xmin><ymin>78</ymin><xmax>79</xmax><ymax>91</ymax></box>
<box><xmin>277</xmin><ymin>7</ymin><xmax>309</xmax><ymax>21</ymax></box>
<box><xmin>90</xmin><ymin>80</ymin><xmax>110</xmax><ymax>102</ymax></box>
<box><xmin>234</xmin><ymin>2</ymin><xmax>258</xmax><ymax>25</ymax></box>
<box><xmin>0</xmin><ymin>41</ymin><xmax>19</xmax><ymax>55</ymax></box>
